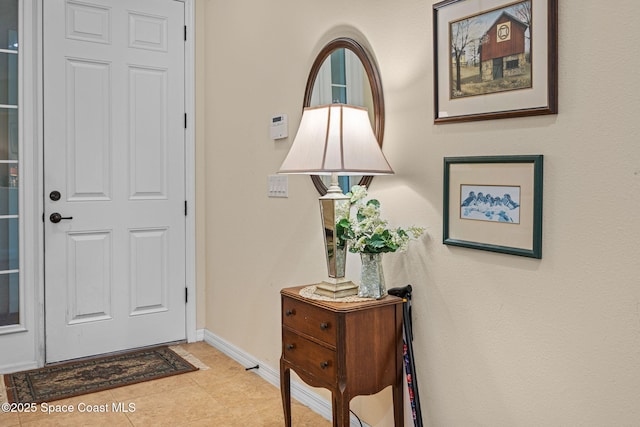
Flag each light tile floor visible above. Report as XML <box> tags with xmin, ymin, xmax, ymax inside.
<box><xmin>1</xmin><ymin>342</ymin><xmax>330</xmax><ymax>426</ymax></box>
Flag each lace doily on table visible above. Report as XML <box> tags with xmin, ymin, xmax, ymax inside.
<box><xmin>299</xmin><ymin>285</ymin><xmax>375</xmax><ymax>302</ymax></box>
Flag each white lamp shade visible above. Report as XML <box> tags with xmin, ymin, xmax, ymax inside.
<box><xmin>278</xmin><ymin>104</ymin><xmax>394</xmax><ymax>176</ymax></box>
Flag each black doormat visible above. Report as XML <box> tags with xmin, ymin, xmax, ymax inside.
<box><xmin>3</xmin><ymin>346</ymin><xmax>198</xmax><ymax>404</ymax></box>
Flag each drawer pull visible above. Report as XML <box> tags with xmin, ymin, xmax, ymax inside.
<box><xmin>285</xmin><ymin>309</ymin><xmax>295</xmax><ymax>316</ymax></box>
<box><xmin>320</xmin><ymin>361</ymin><xmax>330</xmax><ymax>369</ymax></box>
<box><xmin>320</xmin><ymin>322</ymin><xmax>329</xmax><ymax>330</ymax></box>
<box><xmin>286</xmin><ymin>343</ymin><xmax>295</xmax><ymax>351</ymax></box>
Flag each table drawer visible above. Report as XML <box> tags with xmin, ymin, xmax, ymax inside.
<box><xmin>282</xmin><ymin>296</ymin><xmax>337</xmax><ymax>347</ymax></box>
<box><xmin>282</xmin><ymin>329</ymin><xmax>336</xmax><ymax>384</ymax></box>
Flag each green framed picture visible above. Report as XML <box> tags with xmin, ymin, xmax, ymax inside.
<box><xmin>443</xmin><ymin>155</ymin><xmax>543</xmax><ymax>258</ymax></box>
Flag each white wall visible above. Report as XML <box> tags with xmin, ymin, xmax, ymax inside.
<box><xmin>197</xmin><ymin>0</ymin><xmax>640</xmax><ymax>425</ymax></box>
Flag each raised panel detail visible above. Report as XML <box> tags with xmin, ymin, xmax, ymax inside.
<box><xmin>66</xmin><ymin>1</ymin><xmax>111</xmax><ymax>44</ymax></box>
<box><xmin>129</xmin><ymin>228</ymin><xmax>168</xmax><ymax>316</ymax></box>
<box><xmin>128</xmin><ymin>12</ymin><xmax>167</xmax><ymax>52</ymax></box>
<box><xmin>129</xmin><ymin>66</ymin><xmax>167</xmax><ymax>199</ymax></box>
<box><xmin>66</xmin><ymin>59</ymin><xmax>111</xmax><ymax>201</ymax></box>
<box><xmin>67</xmin><ymin>231</ymin><xmax>112</xmax><ymax>324</ymax></box>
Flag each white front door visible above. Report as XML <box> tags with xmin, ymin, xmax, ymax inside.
<box><xmin>44</xmin><ymin>0</ymin><xmax>186</xmax><ymax>363</ymax></box>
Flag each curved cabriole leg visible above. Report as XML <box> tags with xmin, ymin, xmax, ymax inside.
<box><xmin>280</xmin><ymin>360</ymin><xmax>291</xmax><ymax>427</ymax></box>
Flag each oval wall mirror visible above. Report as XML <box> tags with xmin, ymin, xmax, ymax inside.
<box><xmin>303</xmin><ymin>37</ymin><xmax>385</xmax><ymax>195</ymax></box>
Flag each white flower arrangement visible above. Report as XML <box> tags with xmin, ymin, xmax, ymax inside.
<box><xmin>337</xmin><ymin>185</ymin><xmax>424</xmax><ymax>254</ymax></box>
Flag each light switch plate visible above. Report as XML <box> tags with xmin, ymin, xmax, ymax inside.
<box><xmin>268</xmin><ymin>175</ymin><xmax>288</xmax><ymax>198</ymax></box>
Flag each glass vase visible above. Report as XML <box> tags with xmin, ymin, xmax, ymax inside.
<box><xmin>359</xmin><ymin>253</ymin><xmax>387</xmax><ymax>299</ymax></box>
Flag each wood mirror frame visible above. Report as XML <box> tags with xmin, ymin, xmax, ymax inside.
<box><xmin>303</xmin><ymin>37</ymin><xmax>385</xmax><ymax>195</ymax></box>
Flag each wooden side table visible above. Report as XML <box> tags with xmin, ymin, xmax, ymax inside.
<box><xmin>280</xmin><ymin>285</ymin><xmax>404</xmax><ymax>427</ymax></box>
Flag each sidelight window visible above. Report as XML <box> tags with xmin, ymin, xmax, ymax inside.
<box><xmin>0</xmin><ymin>0</ymin><xmax>20</xmax><ymax>328</ymax></box>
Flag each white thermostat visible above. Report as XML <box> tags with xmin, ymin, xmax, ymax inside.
<box><xmin>270</xmin><ymin>114</ymin><xmax>288</xmax><ymax>140</ymax></box>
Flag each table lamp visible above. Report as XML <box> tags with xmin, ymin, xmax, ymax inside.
<box><xmin>278</xmin><ymin>104</ymin><xmax>393</xmax><ymax>298</ymax></box>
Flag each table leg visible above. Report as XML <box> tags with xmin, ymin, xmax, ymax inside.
<box><xmin>393</xmin><ymin>379</ymin><xmax>404</xmax><ymax>427</ymax></box>
<box><xmin>333</xmin><ymin>391</ymin><xmax>351</xmax><ymax>427</ymax></box>
<box><xmin>280</xmin><ymin>359</ymin><xmax>291</xmax><ymax>427</ymax></box>
<box><xmin>331</xmin><ymin>393</ymin><xmax>339</xmax><ymax>427</ymax></box>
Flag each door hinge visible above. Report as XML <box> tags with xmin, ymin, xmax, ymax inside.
<box><xmin>184</xmin><ymin>113</ymin><xmax>187</xmax><ymax>129</ymax></box>
<box><xmin>184</xmin><ymin>200</ymin><xmax>188</xmax><ymax>216</ymax></box>
<box><xmin>184</xmin><ymin>25</ymin><xmax>187</xmax><ymax>41</ymax></box>
<box><xmin>185</xmin><ymin>287</ymin><xmax>188</xmax><ymax>303</ymax></box>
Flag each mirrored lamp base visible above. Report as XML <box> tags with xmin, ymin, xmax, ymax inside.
<box><xmin>314</xmin><ymin>279</ymin><xmax>358</xmax><ymax>299</ymax></box>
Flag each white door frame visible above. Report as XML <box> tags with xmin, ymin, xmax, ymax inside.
<box><xmin>29</xmin><ymin>0</ymin><xmax>197</xmax><ymax>366</ymax></box>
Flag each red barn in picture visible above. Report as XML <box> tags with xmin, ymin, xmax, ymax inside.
<box><xmin>479</xmin><ymin>11</ymin><xmax>529</xmax><ymax>81</ymax></box>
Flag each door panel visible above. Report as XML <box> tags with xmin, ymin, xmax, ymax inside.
<box><xmin>65</xmin><ymin>1</ymin><xmax>111</xmax><ymax>44</ymax></box>
<box><xmin>129</xmin><ymin>12</ymin><xmax>168</xmax><ymax>51</ymax></box>
<box><xmin>129</xmin><ymin>228</ymin><xmax>168</xmax><ymax>315</ymax></box>
<box><xmin>66</xmin><ymin>58</ymin><xmax>112</xmax><ymax>200</ymax></box>
<box><xmin>66</xmin><ymin>231</ymin><xmax>112</xmax><ymax>324</ymax></box>
<box><xmin>44</xmin><ymin>0</ymin><xmax>186</xmax><ymax>363</ymax></box>
<box><xmin>129</xmin><ymin>66</ymin><xmax>168</xmax><ymax>199</ymax></box>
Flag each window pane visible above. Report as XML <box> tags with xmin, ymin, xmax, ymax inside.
<box><xmin>330</xmin><ymin>50</ymin><xmax>346</xmax><ymax>85</ymax></box>
<box><xmin>0</xmin><ymin>0</ymin><xmax>19</xmax><ymax>328</ymax></box>
<box><xmin>0</xmin><ymin>218</ymin><xmax>18</xmax><ymax>270</ymax></box>
<box><xmin>0</xmin><ymin>163</ymin><xmax>18</xmax><ymax>215</ymax></box>
<box><xmin>0</xmin><ymin>108</ymin><xmax>18</xmax><ymax>160</ymax></box>
<box><xmin>0</xmin><ymin>272</ymin><xmax>19</xmax><ymax>327</ymax></box>
<box><xmin>330</xmin><ymin>50</ymin><xmax>347</xmax><ymax>103</ymax></box>
<box><xmin>0</xmin><ymin>52</ymin><xmax>18</xmax><ymax>105</ymax></box>
<box><xmin>331</xmin><ymin>86</ymin><xmax>347</xmax><ymax>104</ymax></box>
<box><xmin>0</xmin><ymin>1</ymin><xmax>19</xmax><ymax>51</ymax></box>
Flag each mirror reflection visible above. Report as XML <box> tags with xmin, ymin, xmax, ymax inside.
<box><xmin>310</xmin><ymin>48</ymin><xmax>373</xmax><ymax>193</ymax></box>
<box><xmin>310</xmin><ymin>48</ymin><xmax>374</xmax><ymax>113</ymax></box>
<box><xmin>304</xmin><ymin>37</ymin><xmax>385</xmax><ymax>196</ymax></box>
<box><xmin>320</xmin><ymin>198</ymin><xmax>349</xmax><ymax>278</ymax></box>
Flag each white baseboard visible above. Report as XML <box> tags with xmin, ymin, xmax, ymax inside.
<box><xmin>0</xmin><ymin>360</ymin><xmax>38</xmax><ymax>375</ymax></box>
<box><xmin>201</xmin><ymin>329</ymin><xmax>369</xmax><ymax>427</ymax></box>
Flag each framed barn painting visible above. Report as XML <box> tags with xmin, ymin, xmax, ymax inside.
<box><xmin>433</xmin><ymin>0</ymin><xmax>557</xmax><ymax>123</ymax></box>
<box><xmin>443</xmin><ymin>155</ymin><xmax>543</xmax><ymax>258</ymax></box>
